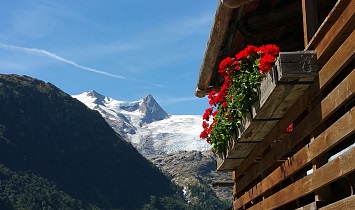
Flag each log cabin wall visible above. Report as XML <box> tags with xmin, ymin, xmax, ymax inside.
<box><xmin>195</xmin><ymin>0</ymin><xmax>354</xmax><ymax>209</ymax></box>
<box><xmin>231</xmin><ymin>0</ymin><xmax>355</xmax><ymax>209</ymax></box>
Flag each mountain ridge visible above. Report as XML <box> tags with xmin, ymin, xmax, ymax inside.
<box><xmin>72</xmin><ymin>90</ymin><xmax>232</xmax><ymax>204</ymax></box>
<box><xmin>72</xmin><ymin>90</ymin><xmax>210</xmax><ymax>157</ymax></box>
<box><xmin>0</xmin><ymin>74</ymin><xmax>180</xmax><ymax>209</ymax></box>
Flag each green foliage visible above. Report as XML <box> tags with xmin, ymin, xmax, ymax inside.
<box><xmin>140</xmin><ymin>184</ymin><xmax>230</xmax><ymax>210</ymax></box>
<box><xmin>187</xmin><ymin>184</ymin><xmax>230</xmax><ymax>210</ymax></box>
<box><xmin>0</xmin><ymin>165</ymin><xmax>100</xmax><ymax>210</ymax></box>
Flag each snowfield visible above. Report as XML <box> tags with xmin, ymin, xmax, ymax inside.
<box><xmin>73</xmin><ymin>90</ymin><xmax>211</xmax><ymax>157</ymax></box>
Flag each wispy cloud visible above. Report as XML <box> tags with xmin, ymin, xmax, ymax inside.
<box><xmin>160</xmin><ymin>96</ymin><xmax>199</xmax><ymax>104</ymax></box>
<box><xmin>0</xmin><ymin>43</ymin><xmax>126</xmax><ymax>80</ymax></box>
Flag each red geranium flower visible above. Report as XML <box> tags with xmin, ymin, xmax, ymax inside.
<box><xmin>202</xmin><ymin>121</ymin><xmax>209</xmax><ymax>129</ymax></box>
<box><xmin>259</xmin><ymin>54</ymin><xmax>275</xmax><ymax>73</ymax></box>
<box><xmin>259</xmin><ymin>44</ymin><xmax>280</xmax><ymax>56</ymax></box>
<box><xmin>244</xmin><ymin>45</ymin><xmax>258</xmax><ymax>55</ymax></box>
<box><xmin>219</xmin><ymin>57</ymin><xmax>234</xmax><ymax>70</ymax></box>
<box><xmin>203</xmin><ymin>107</ymin><xmax>213</xmax><ymax>121</ymax></box>
<box><xmin>200</xmin><ymin>130</ymin><xmax>209</xmax><ymax>139</ymax></box>
<box><xmin>236</xmin><ymin>50</ymin><xmax>249</xmax><ymax>61</ymax></box>
<box><xmin>286</xmin><ymin>123</ymin><xmax>293</xmax><ymax>133</ymax></box>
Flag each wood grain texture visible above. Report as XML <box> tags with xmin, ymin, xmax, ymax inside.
<box><xmin>245</xmin><ymin>145</ymin><xmax>355</xmax><ymax>210</ymax></box>
<box><xmin>234</xmin><ymin>107</ymin><xmax>355</xmax><ymax>209</ymax></box>
<box><xmin>235</xmin><ymin>68</ymin><xmax>355</xmax><ymax>193</ymax></box>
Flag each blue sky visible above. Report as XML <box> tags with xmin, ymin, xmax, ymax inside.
<box><xmin>0</xmin><ymin>0</ymin><xmax>217</xmax><ymax>115</ymax></box>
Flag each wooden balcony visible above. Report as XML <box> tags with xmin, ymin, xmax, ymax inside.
<box><xmin>217</xmin><ymin>51</ymin><xmax>319</xmax><ymax>171</ymax></box>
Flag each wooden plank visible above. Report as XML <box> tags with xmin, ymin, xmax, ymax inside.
<box><xmin>235</xmin><ymin>102</ymin><xmax>322</xmax><ymax>191</ymax></box>
<box><xmin>226</xmin><ymin>139</ymin><xmax>257</xmax><ymax>159</ymax></box>
<box><xmin>234</xmin><ymin>107</ymin><xmax>355</xmax><ymax>209</ymax></box>
<box><xmin>216</xmin><ymin>157</ymin><xmax>244</xmax><ymax>171</ymax></box>
<box><xmin>245</xmin><ymin>145</ymin><xmax>355</xmax><ymax>210</ymax></box>
<box><xmin>237</xmin><ymin>114</ymin><xmax>268</xmax><ymax>142</ymax></box>
<box><xmin>235</xmin><ymin>68</ymin><xmax>355</xmax><ymax>193</ymax></box>
<box><xmin>270</xmin><ymin>84</ymin><xmax>310</xmax><ymax>119</ymax></box>
<box><xmin>318</xmin><ymin>29</ymin><xmax>355</xmax><ymax>90</ymax></box>
<box><xmin>233</xmin><ymin>30</ymin><xmax>355</xmax><ymax>179</ymax></box>
<box><xmin>321</xmin><ymin>68</ymin><xmax>355</xmax><ymax>118</ymax></box>
<box><xmin>196</xmin><ymin>2</ymin><xmax>234</xmax><ymax>97</ymax></box>
<box><xmin>276</xmin><ymin>51</ymin><xmax>318</xmax><ymax>80</ymax></box>
<box><xmin>307</xmin><ymin>0</ymin><xmax>352</xmax><ymax>50</ymax></box>
<box><xmin>247</xmin><ymin>120</ymin><xmax>278</xmax><ymax>142</ymax></box>
<box><xmin>232</xmin><ymin>81</ymin><xmax>319</xmax><ymax>178</ymax></box>
<box><xmin>319</xmin><ymin>195</ymin><xmax>355</xmax><ymax>210</ymax></box>
<box><xmin>315</xmin><ymin>0</ymin><xmax>355</xmax><ymax>64</ymax></box>
<box><xmin>302</xmin><ymin>0</ymin><xmax>319</xmax><ymax>47</ymax></box>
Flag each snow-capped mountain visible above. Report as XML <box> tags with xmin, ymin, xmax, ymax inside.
<box><xmin>72</xmin><ymin>90</ymin><xmax>210</xmax><ymax>157</ymax></box>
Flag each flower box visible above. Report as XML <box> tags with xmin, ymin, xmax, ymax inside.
<box><xmin>217</xmin><ymin>51</ymin><xmax>318</xmax><ymax>171</ymax></box>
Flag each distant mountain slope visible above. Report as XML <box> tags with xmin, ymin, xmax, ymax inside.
<box><xmin>0</xmin><ymin>74</ymin><xmax>179</xmax><ymax>209</ymax></box>
<box><xmin>72</xmin><ymin>90</ymin><xmax>210</xmax><ymax>157</ymax></box>
<box><xmin>72</xmin><ymin>91</ymin><xmax>232</xmax><ymax>207</ymax></box>
<box><xmin>151</xmin><ymin>150</ymin><xmax>233</xmax><ymax>205</ymax></box>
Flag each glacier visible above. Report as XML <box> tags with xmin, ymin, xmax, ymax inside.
<box><xmin>72</xmin><ymin>90</ymin><xmax>211</xmax><ymax>157</ymax></box>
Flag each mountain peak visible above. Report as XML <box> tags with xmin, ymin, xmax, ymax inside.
<box><xmin>86</xmin><ymin>90</ymin><xmax>101</xmax><ymax>97</ymax></box>
<box><xmin>140</xmin><ymin>94</ymin><xmax>169</xmax><ymax>124</ymax></box>
<box><xmin>143</xmin><ymin>94</ymin><xmax>154</xmax><ymax>100</ymax></box>
<box><xmin>85</xmin><ymin>90</ymin><xmax>107</xmax><ymax>105</ymax></box>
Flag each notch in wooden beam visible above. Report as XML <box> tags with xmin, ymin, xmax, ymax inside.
<box><xmin>212</xmin><ymin>181</ymin><xmax>235</xmax><ymax>187</ymax></box>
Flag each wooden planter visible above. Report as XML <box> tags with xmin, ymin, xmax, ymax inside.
<box><xmin>216</xmin><ymin>51</ymin><xmax>319</xmax><ymax>171</ymax></box>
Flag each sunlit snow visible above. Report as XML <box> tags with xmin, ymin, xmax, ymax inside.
<box><xmin>72</xmin><ymin>90</ymin><xmax>211</xmax><ymax>155</ymax></box>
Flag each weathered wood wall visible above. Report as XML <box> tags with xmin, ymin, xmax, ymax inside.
<box><xmin>232</xmin><ymin>0</ymin><xmax>355</xmax><ymax>209</ymax></box>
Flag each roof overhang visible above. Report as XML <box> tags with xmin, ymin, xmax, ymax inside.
<box><xmin>195</xmin><ymin>0</ymin><xmax>330</xmax><ymax>97</ymax></box>
<box><xmin>195</xmin><ymin>1</ymin><xmax>235</xmax><ymax>97</ymax></box>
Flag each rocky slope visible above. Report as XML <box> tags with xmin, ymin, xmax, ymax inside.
<box><xmin>151</xmin><ymin>150</ymin><xmax>233</xmax><ymax>204</ymax></box>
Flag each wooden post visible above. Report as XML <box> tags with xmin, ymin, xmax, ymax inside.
<box><xmin>302</xmin><ymin>0</ymin><xmax>318</xmax><ymax>47</ymax></box>
<box><xmin>309</xmin><ymin>105</ymin><xmax>331</xmax><ymax>205</ymax></box>
<box><xmin>312</xmin><ymin>152</ymin><xmax>331</xmax><ymax>203</ymax></box>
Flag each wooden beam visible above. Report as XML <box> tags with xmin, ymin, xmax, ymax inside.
<box><xmin>315</xmin><ymin>0</ymin><xmax>355</xmax><ymax>65</ymax></box>
<box><xmin>306</xmin><ymin>0</ymin><xmax>352</xmax><ymax>50</ymax></box>
<box><xmin>321</xmin><ymin>68</ymin><xmax>355</xmax><ymax>118</ymax></box>
<box><xmin>319</xmin><ymin>195</ymin><xmax>355</xmax><ymax>210</ymax></box>
<box><xmin>233</xmin><ymin>106</ymin><xmax>355</xmax><ymax>209</ymax></box>
<box><xmin>245</xmin><ymin>1</ymin><xmax>302</xmax><ymax>33</ymax></box>
<box><xmin>245</xmin><ymin>145</ymin><xmax>355</xmax><ymax>210</ymax></box>
<box><xmin>235</xmin><ymin>68</ymin><xmax>355</xmax><ymax>193</ymax></box>
<box><xmin>302</xmin><ymin>0</ymin><xmax>318</xmax><ymax>47</ymax></box>
<box><xmin>318</xmin><ymin>29</ymin><xmax>355</xmax><ymax>90</ymax></box>
<box><xmin>196</xmin><ymin>2</ymin><xmax>234</xmax><ymax>97</ymax></box>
